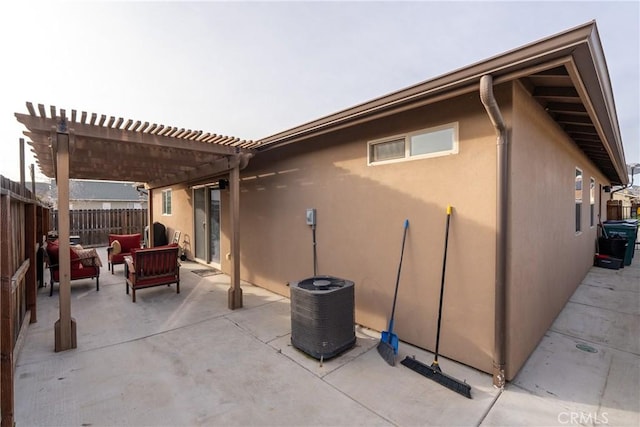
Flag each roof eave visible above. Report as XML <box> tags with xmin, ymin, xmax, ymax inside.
<box><xmin>255</xmin><ymin>21</ymin><xmax>628</xmax><ymax>185</ymax></box>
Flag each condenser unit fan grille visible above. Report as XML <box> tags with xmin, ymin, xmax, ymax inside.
<box><xmin>290</xmin><ymin>275</ymin><xmax>355</xmax><ymax>360</ymax></box>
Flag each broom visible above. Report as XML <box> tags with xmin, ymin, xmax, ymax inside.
<box><xmin>401</xmin><ymin>206</ymin><xmax>472</xmax><ymax>398</ymax></box>
<box><xmin>377</xmin><ymin>219</ymin><xmax>409</xmax><ymax>366</ymax></box>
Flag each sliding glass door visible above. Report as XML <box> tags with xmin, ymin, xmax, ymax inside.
<box><xmin>193</xmin><ymin>186</ymin><xmax>221</xmax><ymax>266</ymax></box>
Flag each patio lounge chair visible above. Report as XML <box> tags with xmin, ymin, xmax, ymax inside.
<box><xmin>108</xmin><ymin>233</ymin><xmax>142</xmax><ymax>274</ymax></box>
<box><xmin>44</xmin><ymin>241</ymin><xmax>101</xmax><ymax>296</ymax></box>
<box><xmin>124</xmin><ymin>244</ymin><xmax>180</xmax><ymax>302</ymax></box>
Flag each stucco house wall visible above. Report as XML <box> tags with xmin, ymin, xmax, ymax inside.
<box><xmin>151</xmin><ymin>184</ymin><xmax>193</xmax><ymax>254</ymax></box>
<box><xmin>151</xmin><ymin>78</ymin><xmax>619</xmax><ymax>380</ymax></box>
<box><xmin>226</xmin><ymin>90</ymin><xmax>500</xmax><ymax>375</ymax></box>
<box><xmin>506</xmin><ymin>81</ymin><xmax>611</xmax><ymax>379</ymax></box>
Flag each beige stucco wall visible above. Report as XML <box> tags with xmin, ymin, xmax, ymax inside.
<box><xmin>156</xmin><ymin>80</ymin><xmax>615</xmax><ymax>381</ymax></box>
<box><xmin>506</xmin><ymin>81</ymin><xmax>610</xmax><ymax>379</ymax></box>
<box><xmin>150</xmin><ymin>184</ymin><xmax>194</xmax><ymax>254</ymax></box>
<box><xmin>230</xmin><ymin>91</ymin><xmax>501</xmax><ymax>375</ymax></box>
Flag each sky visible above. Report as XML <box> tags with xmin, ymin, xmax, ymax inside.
<box><xmin>1</xmin><ymin>0</ymin><xmax>638</xmax><ymax>182</ymax></box>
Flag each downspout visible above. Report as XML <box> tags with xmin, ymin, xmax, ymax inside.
<box><xmin>480</xmin><ymin>75</ymin><xmax>507</xmax><ymax>388</ymax></box>
<box><xmin>610</xmin><ymin>164</ymin><xmax>637</xmax><ymax>197</ymax></box>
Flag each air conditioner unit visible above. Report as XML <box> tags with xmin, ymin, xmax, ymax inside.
<box><xmin>290</xmin><ymin>275</ymin><xmax>355</xmax><ymax>360</ymax></box>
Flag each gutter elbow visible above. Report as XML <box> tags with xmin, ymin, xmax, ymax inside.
<box><xmin>239</xmin><ymin>153</ymin><xmax>254</xmax><ymax>170</ymax></box>
<box><xmin>480</xmin><ymin>75</ymin><xmax>506</xmax><ymax>134</ymax></box>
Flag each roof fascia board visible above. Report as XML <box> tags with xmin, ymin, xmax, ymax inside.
<box><xmin>259</xmin><ymin>58</ymin><xmax>574</xmax><ymax>151</ymax></box>
<box><xmin>585</xmin><ymin>28</ymin><xmax>627</xmax><ymax>183</ymax></box>
<box><xmin>565</xmin><ymin>59</ymin><xmax>627</xmax><ymax>184</ymax></box>
<box><xmin>259</xmin><ymin>84</ymin><xmax>479</xmax><ymax>150</ymax></box>
<box><xmin>257</xmin><ymin>22</ymin><xmax>596</xmax><ymax>149</ymax></box>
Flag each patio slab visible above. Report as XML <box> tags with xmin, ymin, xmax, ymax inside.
<box><xmin>482</xmin><ymin>258</ymin><xmax>640</xmax><ymax>427</ymax></box>
<box><xmin>14</xmin><ymin>247</ymin><xmax>640</xmax><ymax>426</ymax></box>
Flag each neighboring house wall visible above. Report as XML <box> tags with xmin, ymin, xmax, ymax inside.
<box><xmin>69</xmin><ymin>200</ymin><xmax>144</xmax><ymax>210</ymax></box>
<box><xmin>224</xmin><ymin>91</ymin><xmax>499</xmax><ymax>375</ymax></box>
<box><xmin>507</xmin><ymin>81</ymin><xmax>611</xmax><ymax>379</ymax></box>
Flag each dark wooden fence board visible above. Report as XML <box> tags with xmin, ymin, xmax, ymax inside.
<box><xmin>50</xmin><ymin>209</ymin><xmax>148</xmax><ymax>247</ymax></box>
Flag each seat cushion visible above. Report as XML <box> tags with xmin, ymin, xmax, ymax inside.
<box><xmin>53</xmin><ymin>265</ymin><xmax>99</xmax><ymax>282</ymax></box>
<box><xmin>110</xmin><ymin>252</ymin><xmax>130</xmax><ymax>265</ymax></box>
<box><xmin>46</xmin><ymin>240</ymin><xmax>82</xmax><ymax>269</ymax></box>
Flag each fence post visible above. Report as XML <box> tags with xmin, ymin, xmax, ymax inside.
<box><xmin>1</xmin><ymin>194</ymin><xmax>15</xmax><ymax>426</ymax></box>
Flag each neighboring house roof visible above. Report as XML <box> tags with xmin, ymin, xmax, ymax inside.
<box><xmin>29</xmin><ymin>180</ymin><xmax>147</xmax><ymax>204</ymax></box>
<box><xmin>24</xmin><ymin>181</ymin><xmax>52</xmax><ymax>196</ymax></box>
<box><xmin>256</xmin><ymin>21</ymin><xmax>628</xmax><ymax>186</ymax></box>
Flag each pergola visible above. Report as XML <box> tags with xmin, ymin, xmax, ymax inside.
<box><xmin>15</xmin><ymin>102</ymin><xmax>257</xmax><ymax>351</ymax></box>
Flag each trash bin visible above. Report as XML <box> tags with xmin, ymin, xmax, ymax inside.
<box><xmin>603</xmin><ymin>220</ymin><xmax>638</xmax><ymax>266</ymax></box>
<box><xmin>598</xmin><ymin>236</ymin><xmax>627</xmax><ymax>266</ymax></box>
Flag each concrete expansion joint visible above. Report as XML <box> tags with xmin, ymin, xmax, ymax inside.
<box><xmin>548</xmin><ymin>328</ymin><xmax>640</xmax><ymax>357</ymax></box>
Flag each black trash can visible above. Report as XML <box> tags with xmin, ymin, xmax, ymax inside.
<box><xmin>598</xmin><ymin>236</ymin><xmax>627</xmax><ymax>264</ymax></box>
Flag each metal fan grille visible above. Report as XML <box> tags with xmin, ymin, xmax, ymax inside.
<box><xmin>290</xmin><ymin>275</ymin><xmax>355</xmax><ymax>360</ymax></box>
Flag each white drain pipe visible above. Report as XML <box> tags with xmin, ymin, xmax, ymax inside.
<box><xmin>480</xmin><ymin>74</ymin><xmax>507</xmax><ymax>388</ymax></box>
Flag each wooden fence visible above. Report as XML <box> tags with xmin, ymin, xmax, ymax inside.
<box><xmin>1</xmin><ymin>175</ymin><xmax>48</xmax><ymax>426</ymax></box>
<box><xmin>50</xmin><ymin>208</ymin><xmax>148</xmax><ymax>247</ymax></box>
<box><xmin>607</xmin><ymin>200</ymin><xmax>640</xmax><ymax>221</ymax></box>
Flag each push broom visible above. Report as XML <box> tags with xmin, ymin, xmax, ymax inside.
<box><xmin>377</xmin><ymin>219</ymin><xmax>409</xmax><ymax>366</ymax></box>
<box><xmin>401</xmin><ymin>206</ymin><xmax>472</xmax><ymax>399</ymax></box>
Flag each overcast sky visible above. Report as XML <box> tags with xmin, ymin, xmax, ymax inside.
<box><xmin>1</xmin><ymin>0</ymin><xmax>638</xmax><ymax>182</ymax></box>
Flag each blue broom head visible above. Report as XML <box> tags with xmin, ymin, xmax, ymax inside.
<box><xmin>381</xmin><ymin>331</ymin><xmax>399</xmax><ymax>354</ymax></box>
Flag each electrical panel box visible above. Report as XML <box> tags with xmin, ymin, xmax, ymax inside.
<box><xmin>306</xmin><ymin>208</ymin><xmax>316</xmax><ymax>226</ymax></box>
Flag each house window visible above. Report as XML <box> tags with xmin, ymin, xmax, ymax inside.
<box><xmin>368</xmin><ymin>123</ymin><xmax>458</xmax><ymax>165</ymax></box>
<box><xmin>162</xmin><ymin>189</ymin><xmax>172</xmax><ymax>215</ymax></box>
<box><xmin>590</xmin><ymin>177</ymin><xmax>595</xmax><ymax>227</ymax></box>
<box><xmin>575</xmin><ymin>168</ymin><xmax>582</xmax><ymax>233</ymax></box>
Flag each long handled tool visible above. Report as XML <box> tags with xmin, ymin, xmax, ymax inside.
<box><xmin>377</xmin><ymin>219</ymin><xmax>409</xmax><ymax>366</ymax></box>
<box><xmin>401</xmin><ymin>206</ymin><xmax>472</xmax><ymax>398</ymax></box>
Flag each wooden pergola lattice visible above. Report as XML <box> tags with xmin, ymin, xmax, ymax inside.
<box><xmin>15</xmin><ymin>102</ymin><xmax>256</xmax><ymax>351</ymax></box>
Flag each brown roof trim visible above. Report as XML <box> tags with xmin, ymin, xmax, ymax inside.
<box><xmin>256</xmin><ymin>21</ymin><xmax>627</xmax><ymax>185</ymax></box>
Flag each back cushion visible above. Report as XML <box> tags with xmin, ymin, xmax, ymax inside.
<box><xmin>46</xmin><ymin>241</ymin><xmax>80</xmax><ymax>266</ymax></box>
<box><xmin>46</xmin><ymin>240</ymin><xmax>59</xmax><ymax>264</ymax></box>
<box><xmin>109</xmin><ymin>234</ymin><xmax>141</xmax><ymax>252</ymax></box>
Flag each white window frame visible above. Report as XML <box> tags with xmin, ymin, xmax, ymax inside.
<box><xmin>575</xmin><ymin>168</ymin><xmax>583</xmax><ymax>234</ymax></box>
<box><xmin>162</xmin><ymin>188</ymin><xmax>172</xmax><ymax>216</ymax></box>
<box><xmin>367</xmin><ymin>122</ymin><xmax>459</xmax><ymax>166</ymax></box>
<box><xmin>589</xmin><ymin>177</ymin><xmax>595</xmax><ymax>228</ymax></box>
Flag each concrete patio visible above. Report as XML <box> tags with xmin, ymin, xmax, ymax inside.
<box><xmin>14</xmin><ymin>247</ymin><xmax>639</xmax><ymax>426</ymax></box>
